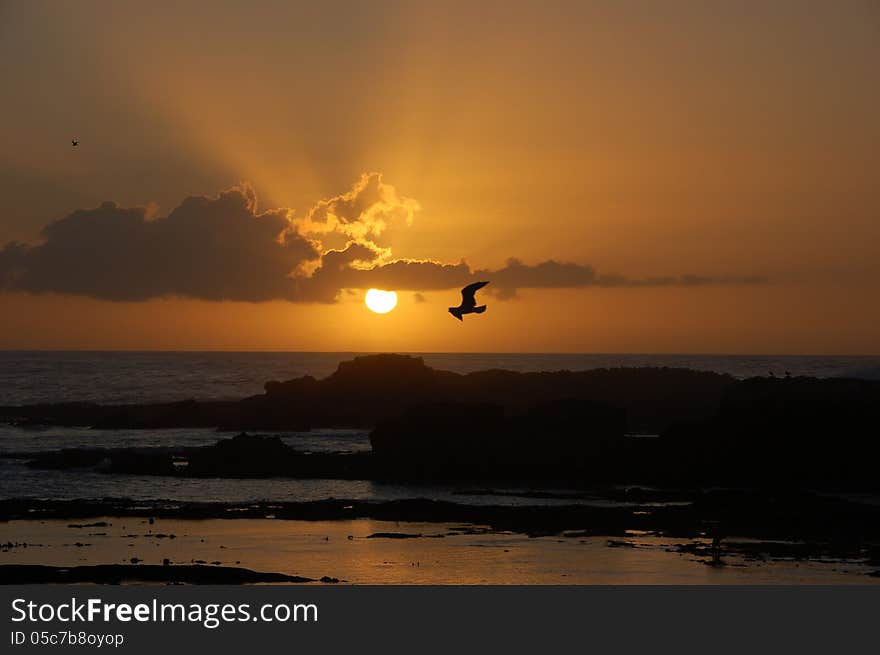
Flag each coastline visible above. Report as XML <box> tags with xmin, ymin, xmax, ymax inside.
<box><xmin>3</xmin><ymin>353</ymin><xmax>880</xmax><ymax>584</ymax></box>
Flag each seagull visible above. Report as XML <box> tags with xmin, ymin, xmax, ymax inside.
<box><xmin>449</xmin><ymin>281</ymin><xmax>489</xmax><ymax>321</ymax></box>
<box><xmin>71</xmin><ymin>139</ymin><xmax>78</xmax><ymax>147</ymax></box>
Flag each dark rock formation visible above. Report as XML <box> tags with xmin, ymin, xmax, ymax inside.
<box><xmin>659</xmin><ymin>376</ymin><xmax>880</xmax><ymax>487</ymax></box>
<box><xmin>262</xmin><ymin>354</ymin><xmax>729</xmax><ymax>433</ymax></box>
<box><xmin>370</xmin><ymin>398</ymin><xmax>625</xmax><ymax>481</ymax></box>
<box><xmin>184</xmin><ymin>432</ymin><xmax>370</xmax><ymax>478</ymax></box>
<box><xmin>25</xmin><ymin>432</ymin><xmax>373</xmax><ymax>480</ymax></box>
<box><xmin>0</xmin><ymin>564</ymin><xmax>313</xmax><ymax>584</ymax></box>
<box><xmin>185</xmin><ymin>433</ymin><xmax>293</xmax><ymax>477</ymax></box>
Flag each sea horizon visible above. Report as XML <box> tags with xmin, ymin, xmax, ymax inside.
<box><xmin>3</xmin><ymin>348</ymin><xmax>880</xmax><ymax>356</ymax></box>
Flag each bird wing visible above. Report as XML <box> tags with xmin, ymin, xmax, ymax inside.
<box><xmin>460</xmin><ymin>281</ymin><xmax>489</xmax><ymax>308</ymax></box>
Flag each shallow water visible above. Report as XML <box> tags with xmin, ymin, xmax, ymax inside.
<box><xmin>0</xmin><ymin>425</ymin><xmax>371</xmax><ymax>455</ymax></box>
<box><xmin>1</xmin><ymin>518</ymin><xmax>874</xmax><ymax>585</ymax></box>
<box><xmin>0</xmin><ymin>458</ymin><xmax>686</xmax><ymax>508</ymax></box>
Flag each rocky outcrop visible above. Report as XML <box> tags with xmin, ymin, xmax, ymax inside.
<box><xmin>370</xmin><ymin>398</ymin><xmax>626</xmax><ymax>481</ymax></box>
<box><xmin>7</xmin><ymin>355</ymin><xmax>880</xmax><ymax>488</ymax></box>
<box><xmin>659</xmin><ymin>376</ymin><xmax>880</xmax><ymax>486</ymax></box>
<box><xmin>262</xmin><ymin>354</ymin><xmax>729</xmax><ymax>432</ymax></box>
<box><xmin>183</xmin><ymin>433</ymin><xmax>369</xmax><ymax>478</ymax></box>
<box><xmin>26</xmin><ymin>433</ymin><xmax>373</xmax><ymax>480</ymax></box>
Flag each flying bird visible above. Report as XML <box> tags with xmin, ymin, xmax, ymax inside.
<box><xmin>449</xmin><ymin>281</ymin><xmax>489</xmax><ymax>321</ymax></box>
<box><xmin>71</xmin><ymin>139</ymin><xmax>78</xmax><ymax>147</ymax></box>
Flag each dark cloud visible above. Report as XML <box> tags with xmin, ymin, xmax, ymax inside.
<box><xmin>296</xmin><ymin>248</ymin><xmax>471</xmax><ymax>302</ymax></box>
<box><xmin>0</xmin><ymin>186</ymin><xmax>317</xmax><ymax>302</ymax></box>
<box><xmin>474</xmin><ymin>258</ymin><xmax>598</xmax><ymax>299</ymax></box>
<box><xmin>296</xmin><ymin>249</ymin><xmax>766</xmax><ymax>303</ymax></box>
<box><xmin>0</xmin><ymin>178</ymin><xmax>767</xmax><ymax>303</ymax></box>
<box><xmin>473</xmin><ymin>258</ymin><xmax>767</xmax><ymax>299</ymax></box>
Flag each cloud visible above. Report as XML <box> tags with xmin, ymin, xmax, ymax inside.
<box><xmin>0</xmin><ymin>186</ymin><xmax>317</xmax><ymax>302</ymax></box>
<box><xmin>296</xmin><ymin>172</ymin><xmax>419</xmax><ymax>248</ymax></box>
<box><xmin>296</xmin><ymin>248</ymin><xmax>471</xmax><ymax>302</ymax></box>
<box><xmin>0</xmin><ymin>175</ymin><xmax>767</xmax><ymax>303</ymax></box>
<box><xmin>473</xmin><ymin>258</ymin><xmax>767</xmax><ymax>299</ymax></box>
<box><xmin>474</xmin><ymin>258</ymin><xmax>598</xmax><ymax>299</ymax></box>
<box><xmin>297</xmin><ymin>251</ymin><xmax>767</xmax><ymax>302</ymax></box>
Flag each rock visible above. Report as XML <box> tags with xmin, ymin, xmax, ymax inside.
<box><xmin>185</xmin><ymin>433</ymin><xmax>300</xmax><ymax>477</ymax></box>
<box><xmin>0</xmin><ymin>564</ymin><xmax>313</xmax><ymax>584</ymax></box>
<box><xmin>366</xmin><ymin>532</ymin><xmax>423</xmax><ymax>539</ymax></box>
<box><xmin>661</xmin><ymin>376</ymin><xmax>880</xmax><ymax>486</ymax></box>
<box><xmin>370</xmin><ymin>398</ymin><xmax>625</xmax><ymax>481</ymax></box>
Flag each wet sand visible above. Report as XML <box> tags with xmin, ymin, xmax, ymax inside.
<box><xmin>2</xmin><ymin>518</ymin><xmax>876</xmax><ymax>585</ymax></box>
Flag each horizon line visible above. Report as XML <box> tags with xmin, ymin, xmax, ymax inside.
<box><xmin>1</xmin><ymin>349</ymin><xmax>878</xmax><ymax>358</ymax></box>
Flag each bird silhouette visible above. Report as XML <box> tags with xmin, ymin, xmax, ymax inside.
<box><xmin>449</xmin><ymin>281</ymin><xmax>489</xmax><ymax>321</ymax></box>
<box><xmin>71</xmin><ymin>139</ymin><xmax>78</xmax><ymax>147</ymax></box>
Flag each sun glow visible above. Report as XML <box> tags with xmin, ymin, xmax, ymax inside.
<box><xmin>365</xmin><ymin>288</ymin><xmax>398</xmax><ymax>314</ymax></box>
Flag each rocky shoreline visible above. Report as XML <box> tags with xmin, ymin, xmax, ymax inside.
<box><xmin>3</xmin><ymin>489</ymin><xmax>879</xmax><ymax>544</ymax></box>
<box><xmin>3</xmin><ymin>491</ymin><xmax>880</xmax><ymax>580</ymax></box>
<box><xmin>3</xmin><ymin>354</ymin><xmax>879</xmax><ymax>488</ymax></box>
<box><xmin>0</xmin><ymin>354</ymin><xmax>732</xmax><ymax>433</ymax></box>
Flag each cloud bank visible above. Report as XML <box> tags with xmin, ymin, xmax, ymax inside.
<box><xmin>0</xmin><ymin>186</ymin><xmax>316</xmax><ymax>302</ymax></box>
<box><xmin>0</xmin><ymin>174</ymin><xmax>766</xmax><ymax>303</ymax></box>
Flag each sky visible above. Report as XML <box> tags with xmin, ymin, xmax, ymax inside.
<box><xmin>1</xmin><ymin>0</ymin><xmax>878</xmax><ymax>353</ymax></box>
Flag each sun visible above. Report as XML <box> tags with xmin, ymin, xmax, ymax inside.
<box><xmin>365</xmin><ymin>288</ymin><xmax>398</xmax><ymax>314</ymax></box>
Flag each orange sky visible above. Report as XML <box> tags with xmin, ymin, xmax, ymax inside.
<box><xmin>1</xmin><ymin>1</ymin><xmax>878</xmax><ymax>353</ymax></box>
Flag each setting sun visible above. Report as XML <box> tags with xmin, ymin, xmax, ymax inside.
<box><xmin>365</xmin><ymin>288</ymin><xmax>398</xmax><ymax>314</ymax></box>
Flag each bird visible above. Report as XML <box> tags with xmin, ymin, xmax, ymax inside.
<box><xmin>71</xmin><ymin>139</ymin><xmax>78</xmax><ymax>147</ymax></box>
<box><xmin>449</xmin><ymin>281</ymin><xmax>489</xmax><ymax>321</ymax></box>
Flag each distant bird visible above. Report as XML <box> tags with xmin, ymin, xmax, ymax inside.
<box><xmin>71</xmin><ymin>139</ymin><xmax>78</xmax><ymax>147</ymax></box>
<box><xmin>449</xmin><ymin>281</ymin><xmax>489</xmax><ymax>321</ymax></box>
